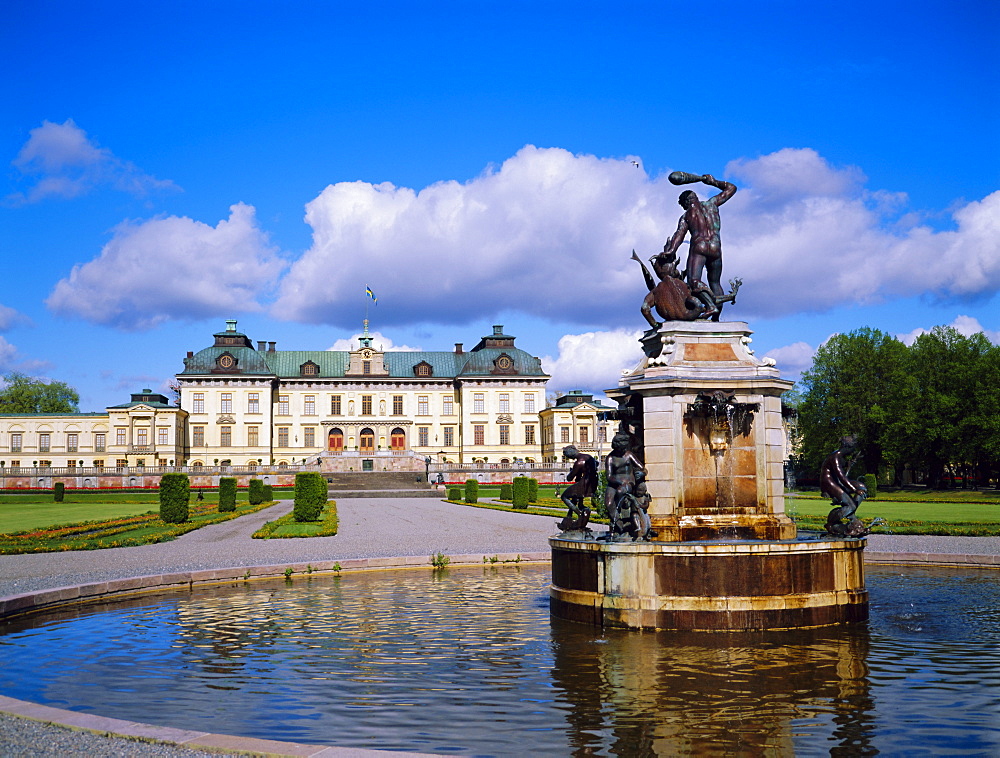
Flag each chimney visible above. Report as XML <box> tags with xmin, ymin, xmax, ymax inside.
<box><xmin>257</xmin><ymin>341</ymin><xmax>266</xmax><ymax>351</ymax></box>
<box><xmin>186</xmin><ymin>351</ymin><xmax>194</xmax><ymax>358</ymax></box>
<box><xmin>455</xmin><ymin>343</ymin><xmax>463</xmax><ymax>354</ymax></box>
<box><xmin>268</xmin><ymin>342</ymin><xmax>276</xmax><ymax>352</ymax></box>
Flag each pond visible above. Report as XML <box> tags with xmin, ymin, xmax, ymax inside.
<box><xmin>1</xmin><ymin>564</ymin><xmax>998</xmax><ymax>756</ymax></box>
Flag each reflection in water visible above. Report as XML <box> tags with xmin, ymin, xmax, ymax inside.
<box><xmin>551</xmin><ymin>619</ymin><xmax>875</xmax><ymax>756</ymax></box>
<box><xmin>0</xmin><ymin>566</ymin><xmax>998</xmax><ymax>756</ymax></box>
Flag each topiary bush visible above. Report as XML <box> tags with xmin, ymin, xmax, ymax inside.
<box><xmin>263</xmin><ymin>484</ymin><xmax>273</xmax><ymax>502</ymax></box>
<box><xmin>218</xmin><ymin>477</ymin><xmax>237</xmax><ymax>512</ymax></box>
<box><xmin>294</xmin><ymin>472</ymin><xmax>326</xmax><ymax>522</ymax></box>
<box><xmin>512</xmin><ymin>476</ymin><xmax>529</xmax><ymax>509</ymax></box>
<box><xmin>53</xmin><ymin>482</ymin><xmax>65</xmax><ymax>503</ymax></box>
<box><xmin>862</xmin><ymin>473</ymin><xmax>878</xmax><ymax>500</ymax></box>
<box><xmin>527</xmin><ymin>478</ymin><xmax>538</xmax><ymax>503</ymax></box>
<box><xmin>500</xmin><ymin>482</ymin><xmax>513</xmax><ymax>501</ymax></box>
<box><xmin>159</xmin><ymin>472</ymin><xmax>190</xmax><ymax>524</ymax></box>
<box><xmin>464</xmin><ymin>479</ymin><xmax>479</xmax><ymax>504</ymax></box>
<box><xmin>448</xmin><ymin>486</ymin><xmax>461</xmax><ymax>501</ymax></box>
<box><xmin>248</xmin><ymin>478</ymin><xmax>265</xmax><ymax>505</ymax></box>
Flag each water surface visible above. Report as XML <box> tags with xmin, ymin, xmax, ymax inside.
<box><xmin>1</xmin><ymin>564</ymin><xmax>998</xmax><ymax>756</ymax></box>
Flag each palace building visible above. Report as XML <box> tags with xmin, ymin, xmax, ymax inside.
<box><xmin>175</xmin><ymin>320</ymin><xmax>550</xmax><ymax>470</ymax></box>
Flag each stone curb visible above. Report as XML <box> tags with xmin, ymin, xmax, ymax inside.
<box><xmin>0</xmin><ymin>549</ymin><xmax>994</xmax><ymax>757</ymax></box>
<box><xmin>864</xmin><ymin>551</ymin><xmax>1000</xmax><ymax>568</ymax></box>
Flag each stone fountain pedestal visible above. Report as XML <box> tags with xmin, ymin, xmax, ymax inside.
<box><xmin>549</xmin><ymin>321</ymin><xmax>869</xmax><ymax>631</ymax></box>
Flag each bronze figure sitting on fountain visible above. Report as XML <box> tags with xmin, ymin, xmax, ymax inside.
<box><xmin>602</xmin><ymin>432</ymin><xmax>655</xmax><ymax>542</ymax></box>
<box><xmin>558</xmin><ymin>445</ymin><xmax>598</xmax><ymax>533</ymax></box>
<box><xmin>820</xmin><ymin>437</ymin><xmax>869</xmax><ymax>536</ymax></box>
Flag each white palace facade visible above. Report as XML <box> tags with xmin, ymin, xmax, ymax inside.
<box><xmin>0</xmin><ymin>320</ymin><xmax>637</xmax><ymax>486</ymax></box>
<box><xmin>176</xmin><ymin>320</ymin><xmax>550</xmax><ymax>470</ymax></box>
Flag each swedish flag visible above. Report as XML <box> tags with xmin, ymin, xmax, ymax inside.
<box><xmin>365</xmin><ymin>286</ymin><xmax>377</xmax><ymax>305</ymax></box>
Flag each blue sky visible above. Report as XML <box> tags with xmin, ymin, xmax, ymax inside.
<box><xmin>2</xmin><ymin>1</ymin><xmax>998</xmax><ymax>411</ymax></box>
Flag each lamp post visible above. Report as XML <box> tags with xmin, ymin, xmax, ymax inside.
<box><xmin>424</xmin><ymin>456</ymin><xmax>431</xmax><ymax>482</ymax></box>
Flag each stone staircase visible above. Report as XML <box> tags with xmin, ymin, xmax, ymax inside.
<box><xmin>324</xmin><ymin>471</ymin><xmax>441</xmax><ymax>499</ymax></box>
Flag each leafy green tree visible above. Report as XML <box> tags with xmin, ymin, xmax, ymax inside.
<box><xmin>904</xmin><ymin>328</ymin><xmax>999</xmax><ymax>488</ymax></box>
<box><xmin>798</xmin><ymin>328</ymin><xmax>911</xmax><ymax>479</ymax></box>
<box><xmin>0</xmin><ymin>372</ymin><xmax>79</xmax><ymax>413</ymax></box>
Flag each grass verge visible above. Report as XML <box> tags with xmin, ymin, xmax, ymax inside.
<box><xmin>788</xmin><ymin>495</ymin><xmax>1000</xmax><ymax>536</ymax></box>
<box><xmin>0</xmin><ymin>500</ymin><xmax>278</xmax><ymax>554</ymax></box>
<box><xmin>253</xmin><ymin>501</ymin><xmax>339</xmax><ymax>539</ymax></box>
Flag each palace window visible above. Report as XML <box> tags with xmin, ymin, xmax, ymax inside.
<box><xmin>95</xmin><ymin>433</ymin><xmax>105</xmax><ymax>452</ymax></box>
<box><xmin>524</xmin><ymin>425</ymin><xmax>535</xmax><ymax>445</ymax></box>
<box><xmin>39</xmin><ymin>433</ymin><xmax>50</xmax><ymax>452</ymax></box>
<box><xmin>304</xmin><ymin>395</ymin><xmax>316</xmax><ymax>415</ymax></box>
<box><xmin>116</xmin><ymin>459</ymin><xmax>128</xmax><ymax>469</ymax></box>
<box><xmin>277</xmin><ymin>427</ymin><xmax>290</xmax><ymax>447</ymax></box>
<box><xmin>418</xmin><ymin>396</ymin><xmax>429</xmax><ymax>415</ymax></box>
<box><xmin>560</xmin><ymin>427</ymin><xmax>570</xmax><ymax>444</ymax></box>
<box><xmin>158</xmin><ymin>428</ymin><xmax>168</xmax><ymax>445</ymax></box>
<box><xmin>393</xmin><ymin>395</ymin><xmax>403</xmax><ymax>415</ymax></box>
<box><xmin>220</xmin><ymin>393</ymin><xmax>232</xmax><ymax>413</ymax></box>
<box><xmin>93</xmin><ymin>460</ymin><xmax>104</xmax><ymax>471</ymax></box>
<box><xmin>443</xmin><ymin>426</ymin><xmax>454</xmax><ymax>447</ymax></box>
<box><xmin>304</xmin><ymin>427</ymin><xmax>315</xmax><ymax>447</ymax></box>
<box><xmin>499</xmin><ymin>394</ymin><xmax>510</xmax><ymax>413</ymax></box>
<box><xmin>248</xmin><ymin>393</ymin><xmax>260</xmax><ymax>413</ymax></box>
<box><xmin>193</xmin><ymin>393</ymin><xmax>205</xmax><ymax>413</ymax></box>
<box><xmin>474</xmin><ymin>425</ymin><xmax>485</xmax><ymax>445</ymax></box>
<box><xmin>361</xmin><ymin>395</ymin><xmax>373</xmax><ymax>415</ymax></box>
<box><xmin>276</xmin><ymin>395</ymin><xmax>289</xmax><ymax>415</ymax></box>
<box><xmin>136</xmin><ymin>429</ymin><xmax>148</xmax><ymax>446</ymax></box>
<box><xmin>580</xmin><ymin>427</ymin><xmax>589</xmax><ymax>445</ymax></box>
<box><xmin>499</xmin><ymin>425</ymin><xmax>510</xmax><ymax>445</ymax></box>
<box><xmin>524</xmin><ymin>394</ymin><xmax>536</xmax><ymax>413</ymax></box>
<box><xmin>418</xmin><ymin>426</ymin><xmax>429</xmax><ymax>447</ymax></box>
<box><xmin>362</xmin><ymin>360</ymin><xmax>371</xmax><ymax>375</ymax></box>
<box><xmin>67</xmin><ymin>433</ymin><xmax>78</xmax><ymax>452</ymax></box>
<box><xmin>192</xmin><ymin>426</ymin><xmax>205</xmax><ymax>446</ymax></box>
<box><xmin>248</xmin><ymin>426</ymin><xmax>259</xmax><ymax>447</ymax></box>
<box><xmin>10</xmin><ymin>432</ymin><xmax>22</xmax><ymax>452</ymax></box>
<box><xmin>331</xmin><ymin>395</ymin><xmax>342</xmax><ymax>415</ymax></box>
<box><xmin>443</xmin><ymin>395</ymin><xmax>454</xmax><ymax>415</ymax></box>
<box><xmin>598</xmin><ymin>426</ymin><xmax>607</xmax><ymax>443</ymax></box>
<box><xmin>474</xmin><ymin>393</ymin><xmax>485</xmax><ymax>413</ymax></box>
<box><xmin>220</xmin><ymin>427</ymin><xmax>232</xmax><ymax>447</ymax></box>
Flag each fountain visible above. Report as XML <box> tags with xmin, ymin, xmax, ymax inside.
<box><xmin>550</xmin><ymin>171</ymin><xmax>868</xmax><ymax>630</ymax></box>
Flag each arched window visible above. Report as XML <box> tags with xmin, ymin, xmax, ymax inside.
<box><xmin>328</xmin><ymin>428</ymin><xmax>344</xmax><ymax>451</ymax></box>
<box><xmin>360</xmin><ymin>428</ymin><xmax>375</xmax><ymax>453</ymax></box>
<box><xmin>390</xmin><ymin>428</ymin><xmax>406</xmax><ymax>450</ymax></box>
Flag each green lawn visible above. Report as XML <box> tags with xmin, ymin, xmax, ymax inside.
<box><xmin>0</xmin><ymin>501</ymin><xmax>160</xmax><ymax>533</ymax></box>
<box><xmin>788</xmin><ymin>496</ymin><xmax>1000</xmax><ymax>523</ymax></box>
<box><xmin>0</xmin><ymin>490</ymin><xmax>289</xmax><ymax>533</ymax></box>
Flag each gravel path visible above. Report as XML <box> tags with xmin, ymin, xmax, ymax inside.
<box><xmin>2</xmin><ymin>497</ymin><xmax>998</xmax><ymax>756</ymax></box>
<box><xmin>0</xmin><ymin>498</ymin><xmax>558</xmax><ymax>598</ymax></box>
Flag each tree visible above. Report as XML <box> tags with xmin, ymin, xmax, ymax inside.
<box><xmin>797</xmin><ymin>328</ymin><xmax>911</xmax><ymax>479</ymax></box>
<box><xmin>0</xmin><ymin>372</ymin><xmax>79</xmax><ymax>413</ymax></box>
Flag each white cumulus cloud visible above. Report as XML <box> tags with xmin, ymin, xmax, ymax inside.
<box><xmin>897</xmin><ymin>314</ymin><xmax>1000</xmax><ymax>346</ymax></box>
<box><xmin>327</xmin><ymin>331</ymin><xmax>421</xmax><ymax>351</ymax></box>
<box><xmin>762</xmin><ymin>341</ymin><xmax>816</xmax><ymax>378</ymax></box>
<box><xmin>541</xmin><ymin>329</ymin><xmax>644</xmax><ymax>395</ymax></box>
<box><xmin>8</xmin><ymin>119</ymin><xmax>178</xmax><ymax>203</ymax></box>
<box><xmin>0</xmin><ymin>303</ymin><xmax>29</xmax><ymax>332</ymax></box>
<box><xmin>273</xmin><ymin>145</ymin><xmax>1000</xmax><ymax>331</ymax></box>
<box><xmin>46</xmin><ymin>203</ymin><xmax>286</xmax><ymax>330</ymax></box>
